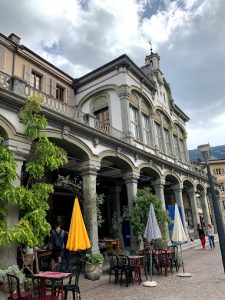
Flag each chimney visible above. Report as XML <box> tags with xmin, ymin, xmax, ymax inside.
<box><xmin>8</xmin><ymin>33</ymin><xmax>21</xmax><ymax>45</ymax></box>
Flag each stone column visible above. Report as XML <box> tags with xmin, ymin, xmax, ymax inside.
<box><xmin>0</xmin><ymin>139</ymin><xmax>30</xmax><ymax>267</ymax></box>
<box><xmin>123</xmin><ymin>171</ymin><xmax>139</xmax><ymax>251</ymax></box>
<box><xmin>159</xmin><ymin>115</ymin><xmax>166</xmax><ymax>153</ymax></box>
<box><xmin>187</xmin><ymin>188</ymin><xmax>200</xmax><ymax>238</ymax></box>
<box><xmin>117</xmin><ymin>85</ymin><xmax>130</xmax><ymax>134</ymax></box>
<box><xmin>169</xmin><ymin>130</ymin><xmax>175</xmax><ymax>157</ymax></box>
<box><xmin>173</xmin><ymin>183</ymin><xmax>188</xmax><ymax>236</ymax></box>
<box><xmin>79</xmin><ymin>160</ymin><xmax>101</xmax><ymax>253</ymax></box>
<box><xmin>115</xmin><ymin>185</ymin><xmax>123</xmax><ymax>245</ymax></box>
<box><xmin>199</xmin><ymin>190</ymin><xmax>211</xmax><ymax>227</ymax></box>
<box><xmin>183</xmin><ymin>139</ymin><xmax>189</xmax><ymax>164</ymax></box>
<box><xmin>152</xmin><ymin>178</ymin><xmax>169</xmax><ymax>240</ymax></box>
<box><xmin>149</xmin><ymin>115</ymin><xmax>156</xmax><ymax>149</ymax></box>
<box><xmin>152</xmin><ymin>178</ymin><xmax>166</xmax><ymax>209</ymax></box>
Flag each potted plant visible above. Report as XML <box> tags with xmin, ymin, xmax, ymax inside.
<box><xmin>0</xmin><ymin>265</ymin><xmax>25</xmax><ymax>299</ymax></box>
<box><xmin>84</xmin><ymin>253</ymin><xmax>104</xmax><ymax>281</ymax></box>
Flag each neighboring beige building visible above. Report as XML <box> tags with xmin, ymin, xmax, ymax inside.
<box><xmin>209</xmin><ymin>159</ymin><xmax>225</xmax><ymax>221</ymax></box>
<box><xmin>0</xmin><ymin>32</ymin><xmax>221</xmax><ymax>264</ymax></box>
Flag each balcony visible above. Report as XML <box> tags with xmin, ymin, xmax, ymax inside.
<box><xmin>0</xmin><ymin>71</ymin><xmax>126</xmax><ymax>142</ymax></box>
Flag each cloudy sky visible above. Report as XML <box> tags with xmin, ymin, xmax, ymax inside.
<box><xmin>0</xmin><ymin>0</ymin><xmax>224</xmax><ymax>150</ymax></box>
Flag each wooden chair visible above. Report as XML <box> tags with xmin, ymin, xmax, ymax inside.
<box><xmin>21</xmin><ymin>253</ymin><xmax>35</xmax><ymax>275</ymax></box>
<box><xmin>7</xmin><ymin>274</ymin><xmax>32</xmax><ymax>300</ymax></box>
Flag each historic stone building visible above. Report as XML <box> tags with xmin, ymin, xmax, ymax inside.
<box><xmin>0</xmin><ymin>33</ymin><xmax>221</xmax><ymax>257</ymax></box>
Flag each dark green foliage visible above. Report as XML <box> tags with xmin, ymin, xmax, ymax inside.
<box><xmin>130</xmin><ymin>187</ymin><xmax>170</xmax><ymax>242</ymax></box>
<box><xmin>0</xmin><ymin>93</ymin><xmax>68</xmax><ymax>248</ymax></box>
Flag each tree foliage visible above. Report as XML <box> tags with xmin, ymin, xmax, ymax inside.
<box><xmin>130</xmin><ymin>187</ymin><xmax>171</xmax><ymax>241</ymax></box>
<box><xmin>55</xmin><ymin>175</ymin><xmax>105</xmax><ymax>227</ymax></box>
<box><xmin>0</xmin><ymin>93</ymin><xmax>68</xmax><ymax>247</ymax></box>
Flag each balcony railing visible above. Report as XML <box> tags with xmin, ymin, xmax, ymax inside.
<box><xmin>0</xmin><ymin>71</ymin><xmax>126</xmax><ymax>142</ymax></box>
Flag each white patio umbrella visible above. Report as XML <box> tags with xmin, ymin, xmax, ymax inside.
<box><xmin>172</xmin><ymin>204</ymin><xmax>192</xmax><ymax>277</ymax></box>
<box><xmin>143</xmin><ymin>204</ymin><xmax>162</xmax><ymax>287</ymax></box>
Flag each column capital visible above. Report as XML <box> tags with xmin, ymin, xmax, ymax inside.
<box><xmin>117</xmin><ymin>84</ymin><xmax>131</xmax><ymax>100</ymax></box>
<box><xmin>77</xmin><ymin>160</ymin><xmax>101</xmax><ymax>176</ymax></box>
<box><xmin>172</xmin><ymin>183</ymin><xmax>183</xmax><ymax>192</ymax></box>
<box><xmin>123</xmin><ymin>171</ymin><xmax>140</xmax><ymax>184</ymax></box>
<box><xmin>200</xmin><ymin>190</ymin><xmax>207</xmax><ymax>197</ymax></box>
<box><xmin>152</xmin><ymin>178</ymin><xmax>165</xmax><ymax>187</ymax></box>
<box><xmin>186</xmin><ymin>187</ymin><xmax>197</xmax><ymax>197</ymax></box>
<box><xmin>4</xmin><ymin>139</ymin><xmax>31</xmax><ymax>160</ymax></box>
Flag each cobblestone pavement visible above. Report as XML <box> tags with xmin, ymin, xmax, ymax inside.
<box><xmin>71</xmin><ymin>241</ymin><xmax>225</xmax><ymax>300</ymax></box>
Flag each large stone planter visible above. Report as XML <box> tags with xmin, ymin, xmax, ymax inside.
<box><xmin>84</xmin><ymin>262</ymin><xmax>103</xmax><ymax>281</ymax></box>
<box><xmin>0</xmin><ymin>283</ymin><xmax>9</xmax><ymax>300</ymax></box>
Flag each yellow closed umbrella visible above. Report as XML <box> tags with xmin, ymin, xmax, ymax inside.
<box><xmin>66</xmin><ymin>197</ymin><xmax>91</xmax><ymax>251</ymax></box>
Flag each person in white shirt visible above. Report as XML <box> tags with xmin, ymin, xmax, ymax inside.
<box><xmin>207</xmin><ymin>224</ymin><xmax>215</xmax><ymax>249</ymax></box>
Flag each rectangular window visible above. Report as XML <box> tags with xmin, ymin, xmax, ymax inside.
<box><xmin>130</xmin><ymin>106</ymin><xmax>139</xmax><ymax>140</ymax></box>
<box><xmin>155</xmin><ymin>123</ymin><xmax>163</xmax><ymax>151</ymax></box>
<box><xmin>56</xmin><ymin>85</ymin><xmax>65</xmax><ymax>101</ymax></box>
<box><xmin>216</xmin><ymin>169</ymin><xmax>222</xmax><ymax>175</ymax></box>
<box><xmin>94</xmin><ymin>107</ymin><xmax>110</xmax><ymax>133</ymax></box>
<box><xmin>95</xmin><ymin>107</ymin><xmax>109</xmax><ymax>123</ymax></box>
<box><xmin>142</xmin><ymin>114</ymin><xmax>151</xmax><ymax>145</ymax></box>
<box><xmin>220</xmin><ymin>183</ymin><xmax>224</xmax><ymax>192</ymax></box>
<box><xmin>164</xmin><ymin>128</ymin><xmax>172</xmax><ymax>156</ymax></box>
<box><xmin>31</xmin><ymin>71</ymin><xmax>42</xmax><ymax>90</ymax></box>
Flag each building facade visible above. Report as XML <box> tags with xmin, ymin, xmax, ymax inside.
<box><xmin>208</xmin><ymin>159</ymin><xmax>225</xmax><ymax>221</ymax></box>
<box><xmin>0</xmin><ymin>33</ymin><xmax>221</xmax><ymax>260</ymax></box>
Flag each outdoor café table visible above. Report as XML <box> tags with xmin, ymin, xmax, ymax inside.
<box><xmin>99</xmin><ymin>239</ymin><xmax>118</xmax><ymax>252</ymax></box>
<box><xmin>33</xmin><ymin>271</ymin><xmax>72</xmax><ymax>300</ymax></box>
<box><xmin>127</xmin><ymin>255</ymin><xmax>144</xmax><ymax>284</ymax></box>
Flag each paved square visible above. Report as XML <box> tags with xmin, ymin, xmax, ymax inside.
<box><xmin>75</xmin><ymin>243</ymin><xmax>225</xmax><ymax>300</ymax></box>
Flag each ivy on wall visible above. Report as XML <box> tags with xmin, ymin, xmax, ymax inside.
<box><xmin>0</xmin><ymin>93</ymin><xmax>68</xmax><ymax>247</ymax></box>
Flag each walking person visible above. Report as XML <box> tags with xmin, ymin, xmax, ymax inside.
<box><xmin>207</xmin><ymin>224</ymin><xmax>215</xmax><ymax>249</ymax></box>
<box><xmin>51</xmin><ymin>220</ymin><xmax>65</xmax><ymax>269</ymax></box>
<box><xmin>197</xmin><ymin>224</ymin><xmax>206</xmax><ymax>249</ymax></box>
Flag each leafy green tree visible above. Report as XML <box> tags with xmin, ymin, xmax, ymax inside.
<box><xmin>0</xmin><ymin>93</ymin><xmax>68</xmax><ymax>248</ymax></box>
<box><xmin>130</xmin><ymin>187</ymin><xmax>170</xmax><ymax>242</ymax></box>
<box><xmin>55</xmin><ymin>175</ymin><xmax>105</xmax><ymax>227</ymax></box>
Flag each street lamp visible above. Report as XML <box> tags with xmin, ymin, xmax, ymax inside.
<box><xmin>198</xmin><ymin>144</ymin><xmax>225</xmax><ymax>273</ymax></box>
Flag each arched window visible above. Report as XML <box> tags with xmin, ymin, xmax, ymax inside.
<box><xmin>173</xmin><ymin>124</ymin><xmax>187</xmax><ymax>162</ymax></box>
<box><xmin>129</xmin><ymin>93</ymin><xmax>152</xmax><ymax>144</ymax></box>
<box><xmin>154</xmin><ymin>110</ymin><xmax>172</xmax><ymax>156</ymax></box>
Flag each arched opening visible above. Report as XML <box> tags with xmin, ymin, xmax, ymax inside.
<box><xmin>97</xmin><ymin>155</ymin><xmax>133</xmax><ymax>241</ymax></box>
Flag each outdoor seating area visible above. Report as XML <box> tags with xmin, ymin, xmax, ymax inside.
<box><xmin>107</xmin><ymin>245</ymin><xmax>179</xmax><ymax>287</ymax></box>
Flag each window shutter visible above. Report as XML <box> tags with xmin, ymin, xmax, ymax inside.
<box><xmin>51</xmin><ymin>78</ymin><xmax>56</xmax><ymax>98</ymax></box>
<box><xmin>0</xmin><ymin>45</ymin><xmax>6</xmax><ymax>72</ymax></box>
<box><xmin>67</xmin><ymin>88</ymin><xmax>75</xmax><ymax>106</ymax></box>
<box><xmin>24</xmin><ymin>64</ymin><xmax>32</xmax><ymax>83</ymax></box>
